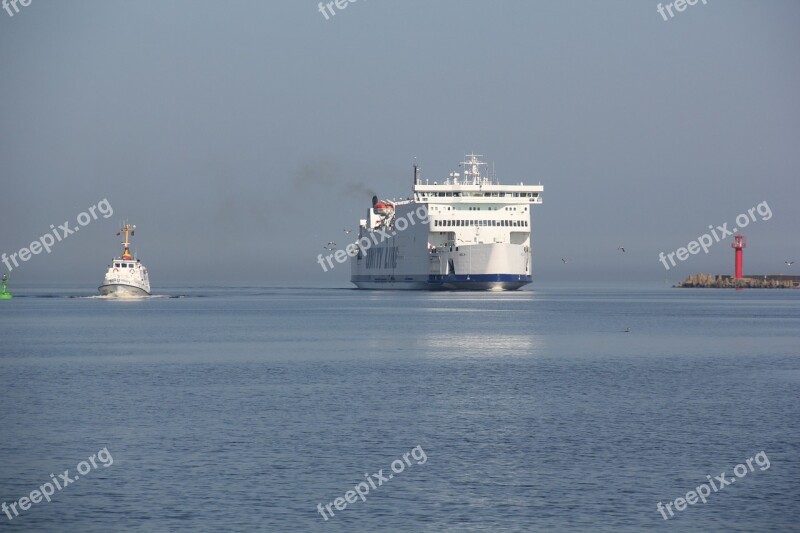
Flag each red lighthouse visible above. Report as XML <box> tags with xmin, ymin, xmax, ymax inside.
<box><xmin>731</xmin><ymin>235</ymin><xmax>746</xmax><ymax>279</ymax></box>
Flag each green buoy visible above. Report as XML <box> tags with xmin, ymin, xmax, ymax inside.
<box><xmin>0</xmin><ymin>273</ymin><xmax>13</xmax><ymax>299</ymax></box>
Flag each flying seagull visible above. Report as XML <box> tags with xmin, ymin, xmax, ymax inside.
<box><xmin>785</xmin><ymin>260</ymin><xmax>795</xmax><ymax>266</ymax></box>
<box><xmin>343</xmin><ymin>229</ymin><xmax>353</xmax><ymax>234</ymax></box>
<box><xmin>617</xmin><ymin>246</ymin><xmax>626</xmax><ymax>253</ymax></box>
<box><xmin>561</xmin><ymin>258</ymin><xmax>569</xmax><ymax>264</ymax></box>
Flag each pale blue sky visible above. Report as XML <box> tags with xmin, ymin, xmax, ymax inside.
<box><xmin>1</xmin><ymin>0</ymin><xmax>798</xmax><ymax>283</ymax></box>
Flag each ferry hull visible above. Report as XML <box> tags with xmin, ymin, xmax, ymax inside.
<box><xmin>98</xmin><ymin>284</ymin><xmax>150</xmax><ymax>298</ymax></box>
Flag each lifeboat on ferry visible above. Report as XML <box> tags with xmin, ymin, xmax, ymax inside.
<box><xmin>372</xmin><ymin>195</ymin><xmax>395</xmax><ymax>216</ymax></box>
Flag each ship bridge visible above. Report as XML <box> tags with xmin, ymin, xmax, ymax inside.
<box><xmin>412</xmin><ymin>154</ymin><xmax>542</xmax><ymax>204</ymax></box>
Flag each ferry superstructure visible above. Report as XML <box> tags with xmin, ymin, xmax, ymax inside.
<box><xmin>98</xmin><ymin>224</ymin><xmax>151</xmax><ymax>297</ymax></box>
<box><xmin>350</xmin><ymin>154</ymin><xmax>543</xmax><ymax>290</ymax></box>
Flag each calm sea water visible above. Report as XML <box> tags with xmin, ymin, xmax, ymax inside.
<box><xmin>1</xmin><ymin>283</ymin><xmax>798</xmax><ymax>532</ymax></box>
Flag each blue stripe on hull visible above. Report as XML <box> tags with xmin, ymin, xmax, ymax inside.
<box><xmin>428</xmin><ymin>274</ymin><xmax>532</xmax><ymax>283</ymax></box>
<box><xmin>430</xmin><ymin>274</ymin><xmax>531</xmax><ymax>291</ymax></box>
<box><xmin>350</xmin><ymin>274</ymin><xmax>532</xmax><ymax>291</ymax></box>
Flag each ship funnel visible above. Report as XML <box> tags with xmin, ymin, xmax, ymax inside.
<box><xmin>372</xmin><ymin>195</ymin><xmax>379</xmax><ymax>207</ymax></box>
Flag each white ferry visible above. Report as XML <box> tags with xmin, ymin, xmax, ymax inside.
<box><xmin>350</xmin><ymin>154</ymin><xmax>543</xmax><ymax>290</ymax></box>
<box><xmin>98</xmin><ymin>224</ymin><xmax>151</xmax><ymax>297</ymax></box>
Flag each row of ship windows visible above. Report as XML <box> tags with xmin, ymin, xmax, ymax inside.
<box><xmin>114</xmin><ymin>263</ymin><xmax>136</xmax><ymax>268</ymax></box>
<box><xmin>423</xmin><ymin>192</ymin><xmax>539</xmax><ymax>198</ymax></box>
<box><xmin>430</xmin><ymin>206</ymin><xmax>526</xmax><ymax>212</ymax></box>
<box><xmin>433</xmin><ymin>219</ymin><xmax>529</xmax><ymax>227</ymax></box>
<box><xmin>468</xmin><ymin>206</ymin><xmax>524</xmax><ymax>211</ymax></box>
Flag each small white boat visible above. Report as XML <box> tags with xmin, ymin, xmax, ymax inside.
<box><xmin>98</xmin><ymin>224</ymin><xmax>151</xmax><ymax>297</ymax></box>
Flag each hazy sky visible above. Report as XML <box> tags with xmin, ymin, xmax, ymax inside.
<box><xmin>1</xmin><ymin>0</ymin><xmax>798</xmax><ymax>284</ymax></box>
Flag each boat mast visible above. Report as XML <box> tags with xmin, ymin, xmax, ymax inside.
<box><xmin>119</xmin><ymin>224</ymin><xmax>135</xmax><ymax>260</ymax></box>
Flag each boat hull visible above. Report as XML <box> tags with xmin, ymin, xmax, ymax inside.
<box><xmin>98</xmin><ymin>284</ymin><xmax>150</xmax><ymax>297</ymax></box>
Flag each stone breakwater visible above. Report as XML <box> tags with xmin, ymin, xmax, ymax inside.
<box><xmin>676</xmin><ymin>273</ymin><xmax>799</xmax><ymax>288</ymax></box>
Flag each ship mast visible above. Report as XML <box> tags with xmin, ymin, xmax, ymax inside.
<box><xmin>459</xmin><ymin>153</ymin><xmax>488</xmax><ymax>185</ymax></box>
<box><xmin>119</xmin><ymin>224</ymin><xmax>136</xmax><ymax>260</ymax></box>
